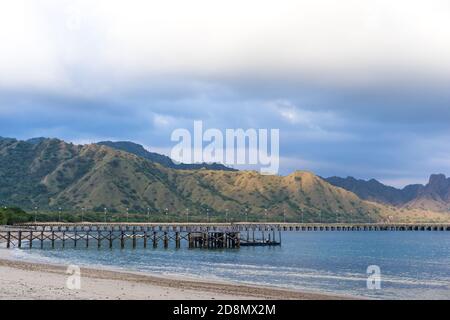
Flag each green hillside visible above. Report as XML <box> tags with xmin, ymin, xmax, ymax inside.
<box><xmin>0</xmin><ymin>137</ymin><xmax>446</xmax><ymax>223</ymax></box>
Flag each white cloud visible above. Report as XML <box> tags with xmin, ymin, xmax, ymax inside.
<box><xmin>1</xmin><ymin>0</ymin><xmax>450</xmax><ymax>185</ymax></box>
<box><xmin>1</xmin><ymin>0</ymin><xmax>450</xmax><ymax>93</ymax></box>
<box><xmin>153</xmin><ymin>114</ymin><xmax>172</xmax><ymax>127</ymax></box>
<box><xmin>0</xmin><ymin>1</ymin><xmax>66</xmax><ymax>90</ymax></box>
<box><xmin>274</xmin><ymin>100</ymin><xmax>322</xmax><ymax>127</ymax></box>
<box><xmin>270</xmin><ymin>100</ymin><xmax>354</xmax><ymax>142</ymax></box>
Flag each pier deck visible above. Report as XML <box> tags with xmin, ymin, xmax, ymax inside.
<box><xmin>12</xmin><ymin>222</ymin><xmax>450</xmax><ymax>231</ymax></box>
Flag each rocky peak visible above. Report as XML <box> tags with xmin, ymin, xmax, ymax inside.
<box><xmin>424</xmin><ymin>174</ymin><xmax>450</xmax><ymax>200</ymax></box>
<box><xmin>428</xmin><ymin>173</ymin><xmax>448</xmax><ymax>185</ymax></box>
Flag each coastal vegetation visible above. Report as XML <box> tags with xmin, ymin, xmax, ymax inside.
<box><xmin>0</xmin><ymin>207</ymin><xmax>32</xmax><ymax>225</ymax></box>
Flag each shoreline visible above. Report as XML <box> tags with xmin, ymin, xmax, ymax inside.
<box><xmin>0</xmin><ymin>252</ymin><xmax>356</xmax><ymax>300</ymax></box>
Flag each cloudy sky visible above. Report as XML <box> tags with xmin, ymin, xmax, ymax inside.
<box><xmin>1</xmin><ymin>0</ymin><xmax>450</xmax><ymax>187</ymax></box>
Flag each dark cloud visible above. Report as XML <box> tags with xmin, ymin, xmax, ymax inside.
<box><xmin>1</xmin><ymin>77</ymin><xmax>450</xmax><ymax>188</ymax></box>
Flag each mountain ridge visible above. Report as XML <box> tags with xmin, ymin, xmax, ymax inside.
<box><xmin>326</xmin><ymin>174</ymin><xmax>450</xmax><ymax>213</ymax></box>
<box><xmin>0</xmin><ymin>136</ymin><xmax>448</xmax><ymax>221</ymax></box>
<box><xmin>97</xmin><ymin>141</ymin><xmax>237</xmax><ymax>172</ymax></box>
<box><xmin>0</xmin><ymin>136</ymin><xmax>390</xmax><ymax>222</ymax></box>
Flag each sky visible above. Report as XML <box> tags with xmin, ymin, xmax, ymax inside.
<box><xmin>1</xmin><ymin>0</ymin><xmax>450</xmax><ymax>187</ymax></box>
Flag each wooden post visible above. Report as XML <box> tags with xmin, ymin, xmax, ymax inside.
<box><xmin>175</xmin><ymin>232</ymin><xmax>180</xmax><ymax>248</ymax></box>
<box><xmin>62</xmin><ymin>231</ymin><xmax>65</xmax><ymax>248</ymax></box>
<box><xmin>6</xmin><ymin>231</ymin><xmax>10</xmax><ymax>249</ymax></box>
<box><xmin>153</xmin><ymin>232</ymin><xmax>158</xmax><ymax>248</ymax></box>
<box><xmin>222</xmin><ymin>233</ymin><xmax>226</xmax><ymax>248</ymax></box>
<box><xmin>86</xmin><ymin>231</ymin><xmax>89</xmax><ymax>248</ymax></box>
<box><xmin>188</xmin><ymin>233</ymin><xmax>193</xmax><ymax>248</ymax></box>
<box><xmin>132</xmin><ymin>230</ymin><xmax>136</xmax><ymax>249</ymax></box>
<box><xmin>29</xmin><ymin>231</ymin><xmax>33</xmax><ymax>249</ymax></box>
<box><xmin>74</xmin><ymin>231</ymin><xmax>78</xmax><ymax>248</ymax></box>
<box><xmin>109</xmin><ymin>231</ymin><xmax>113</xmax><ymax>249</ymax></box>
<box><xmin>98</xmin><ymin>231</ymin><xmax>101</xmax><ymax>248</ymax></box>
<box><xmin>40</xmin><ymin>231</ymin><xmax>44</xmax><ymax>249</ymax></box>
<box><xmin>51</xmin><ymin>231</ymin><xmax>55</xmax><ymax>249</ymax></box>
<box><xmin>18</xmin><ymin>231</ymin><xmax>22</xmax><ymax>248</ymax></box>
<box><xmin>143</xmin><ymin>231</ymin><xmax>148</xmax><ymax>248</ymax></box>
<box><xmin>164</xmin><ymin>232</ymin><xmax>168</xmax><ymax>248</ymax></box>
<box><xmin>120</xmin><ymin>231</ymin><xmax>125</xmax><ymax>249</ymax></box>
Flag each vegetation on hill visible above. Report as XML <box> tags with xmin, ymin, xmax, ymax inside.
<box><xmin>0</xmin><ymin>207</ymin><xmax>32</xmax><ymax>225</ymax></box>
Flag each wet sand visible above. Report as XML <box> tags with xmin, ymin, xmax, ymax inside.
<box><xmin>0</xmin><ymin>256</ymin><xmax>351</xmax><ymax>300</ymax></box>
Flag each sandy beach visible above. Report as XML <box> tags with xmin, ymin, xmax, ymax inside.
<box><xmin>0</xmin><ymin>253</ymin><xmax>348</xmax><ymax>300</ymax></box>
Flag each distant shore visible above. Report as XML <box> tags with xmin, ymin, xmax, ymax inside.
<box><xmin>0</xmin><ymin>253</ymin><xmax>352</xmax><ymax>300</ymax></box>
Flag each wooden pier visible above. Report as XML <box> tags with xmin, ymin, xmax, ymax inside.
<box><xmin>0</xmin><ymin>223</ymin><xmax>282</xmax><ymax>250</ymax></box>
<box><xmin>273</xmin><ymin>222</ymin><xmax>450</xmax><ymax>232</ymax></box>
<box><xmin>1</xmin><ymin>222</ymin><xmax>449</xmax><ymax>250</ymax></box>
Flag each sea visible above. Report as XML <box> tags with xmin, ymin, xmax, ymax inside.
<box><xmin>8</xmin><ymin>231</ymin><xmax>450</xmax><ymax>300</ymax></box>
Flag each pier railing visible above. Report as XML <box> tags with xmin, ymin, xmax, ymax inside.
<box><xmin>11</xmin><ymin>222</ymin><xmax>450</xmax><ymax>231</ymax></box>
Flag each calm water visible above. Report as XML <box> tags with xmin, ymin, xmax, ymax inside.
<box><xmin>11</xmin><ymin>232</ymin><xmax>450</xmax><ymax>300</ymax></box>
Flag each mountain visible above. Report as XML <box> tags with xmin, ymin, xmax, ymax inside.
<box><xmin>326</xmin><ymin>175</ymin><xmax>450</xmax><ymax>213</ymax></box>
<box><xmin>97</xmin><ymin>141</ymin><xmax>237</xmax><ymax>172</ymax></box>
<box><xmin>325</xmin><ymin>176</ymin><xmax>421</xmax><ymax>206</ymax></box>
<box><xmin>0</xmin><ymin>137</ymin><xmax>398</xmax><ymax>222</ymax></box>
<box><xmin>403</xmin><ymin>174</ymin><xmax>450</xmax><ymax>212</ymax></box>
